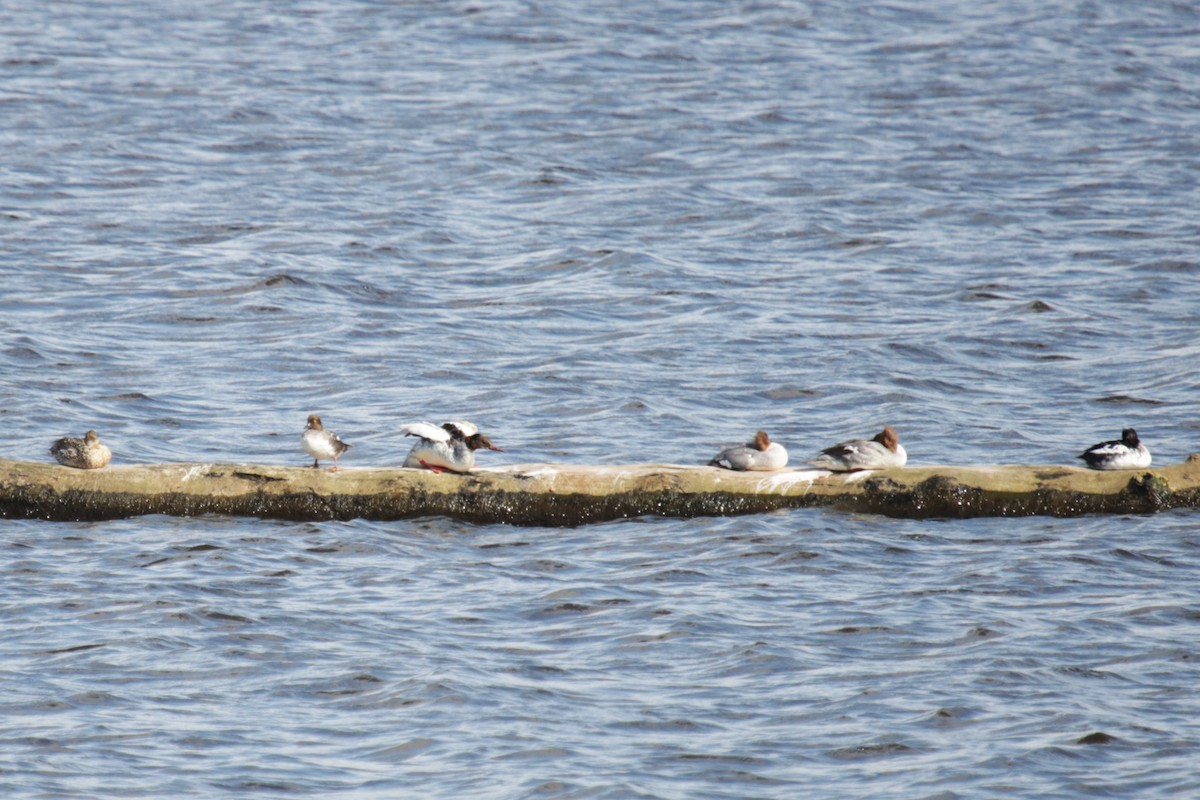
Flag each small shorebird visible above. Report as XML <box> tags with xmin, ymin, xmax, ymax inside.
<box><xmin>810</xmin><ymin>425</ymin><xmax>907</xmax><ymax>471</ymax></box>
<box><xmin>50</xmin><ymin>429</ymin><xmax>112</xmax><ymax>469</ymax></box>
<box><xmin>302</xmin><ymin>414</ymin><xmax>351</xmax><ymax>471</ymax></box>
<box><xmin>400</xmin><ymin>420</ymin><xmax>502</xmax><ymax>473</ymax></box>
<box><xmin>708</xmin><ymin>430</ymin><xmax>788</xmax><ymax>471</ymax></box>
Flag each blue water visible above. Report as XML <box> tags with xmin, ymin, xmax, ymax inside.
<box><xmin>3</xmin><ymin>1</ymin><xmax>1200</xmax><ymax>797</ymax></box>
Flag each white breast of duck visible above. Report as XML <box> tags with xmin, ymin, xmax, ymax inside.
<box><xmin>1078</xmin><ymin>428</ymin><xmax>1151</xmax><ymax>470</ymax></box>
<box><xmin>709</xmin><ymin>430</ymin><xmax>788</xmax><ymax>471</ymax></box>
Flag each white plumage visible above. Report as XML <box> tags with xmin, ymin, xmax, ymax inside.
<box><xmin>399</xmin><ymin>422</ymin><xmax>451</xmax><ymax>443</ymax></box>
<box><xmin>1078</xmin><ymin>428</ymin><xmax>1150</xmax><ymax>470</ymax></box>
<box><xmin>401</xmin><ymin>420</ymin><xmax>502</xmax><ymax>473</ymax></box>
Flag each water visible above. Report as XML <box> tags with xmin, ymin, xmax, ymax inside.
<box><xmin>2</xmin><ymin>0</ymin><xmax>1199</xmax><ymax>796</ymax></box>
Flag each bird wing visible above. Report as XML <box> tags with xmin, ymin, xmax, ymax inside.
<box><xmin>444</xmin><ymin>420</ymin><xmax>479</xmax><ymax>437</ymax></box>
<box><xmin>822</xmin><ymin>441</ymin><xmax>861</xmax><ymax>458</ymax></box>
<box><xmin>710</xmin><ymin>445</ymin><xmax>750</xmax><ymax>470</ymax></box>
<box><xmin>400</xmin><ymin>422</ymin><xmax>451</xmax><ymax>442</ymax></box>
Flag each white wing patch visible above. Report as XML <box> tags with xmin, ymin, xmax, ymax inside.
<box><xmin>400</xmin><ymin>422</ymin><xmax>450</xmax><ymax>442</ymax></box>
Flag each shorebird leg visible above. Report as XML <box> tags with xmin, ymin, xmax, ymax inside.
<box><xmin>419</xmin><ymin>460</ymin><xmax>446</xmax><ymax>474</ymax></box>
<box><xmin>311</xmin><ymin>459</ymin><xmax>320</xmax><ymax>469</ymax></box>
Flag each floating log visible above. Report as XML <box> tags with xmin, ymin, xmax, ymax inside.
<box><xmin>2</xmin><ymin>455</ymin><xmax>1199</xmax><ymax>525</ymax></box>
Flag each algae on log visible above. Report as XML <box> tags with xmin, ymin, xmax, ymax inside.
<box><xmin>2</xmin><ymin>456</ymin><xmax>1200</xmax><ymax>525</ymax></box>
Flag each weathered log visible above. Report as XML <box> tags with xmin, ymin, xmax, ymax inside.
<box><xmin>3</xmin><ymin>455</ymin><xmax>1200</xmax><ymax>525</ymax></box>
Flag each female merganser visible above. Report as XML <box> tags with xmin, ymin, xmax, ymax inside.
<box><xmin>708</xmin><ymin>430</ymin><xmax>788</xmax><ymax>471</ymax></box>
<box><xmin>810</xmin><ymin>425</ymin><xmax>906</xmax><ymax>471</ymax></box>
<box><xmin>302</xmin><ymin>414</ymin><xmax>351</xmax><ymax>471</ymax></box>
<box><xmin>1078</xmin><ymin>428</ymin><xmax>1151</xmax><ymax>470</ymax></box>
<box><xmin>401</xmin><ymin>420</ymin><xmax>502</xmax><ymax>474</ymax></box>
<box><xmin>50</xmin><ymin>429</ymin><xmax>112</xmax><ymax>469</ymax></box>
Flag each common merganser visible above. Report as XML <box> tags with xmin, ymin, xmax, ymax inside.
<box><xmin>708</xmin><ymin>430</ymin><xmax>788</xmax><ymax>471</ymax></box>
<box><xmin>302</xmin><ymin>414</ymin><xmax>351</xmax><ymax>471</ymax></box>
<box><xmin>810</xmin><ymin>425</ymin><xmax>906</xmax><ymax>471</ymax></box>
<box><xmin>50</xmin><ymin>429</ymin><xmax>112</xmax><ymax>469</ymax></box>
<box><xmin>401</xmin><ymin>420</ymin><xmax>502</xmax><ymax>473</ymax></box>
<box><xmin>1078</xmin><ymin>427</ymin><xmax>1151</xmax><ymax>470</ymax></box>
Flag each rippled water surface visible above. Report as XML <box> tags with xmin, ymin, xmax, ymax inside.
<box><xmin>3</xmin><ymin>1</ymin><xmax>1200</xmax><ymax>797</ymax></box>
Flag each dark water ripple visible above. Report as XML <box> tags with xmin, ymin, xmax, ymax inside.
<box><xmin>4</xmin><ymin>0</ymin><xmax>1200</xmax><ymax>796</ymax></box>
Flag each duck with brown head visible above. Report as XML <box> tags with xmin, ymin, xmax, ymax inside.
<box><xmin>302</xmin><ymin>414</ymin><xmax>351</xmax><ymax>471</ymax></box>
<box><xmin>810</xmin><ymin>425</ymin><xmax>906</xmax><ymax>471</ymax></box>
<box><xmin>708</xmin><ymin>430</ymin><xmax>789</xmax><ymax>471</ymax></box>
